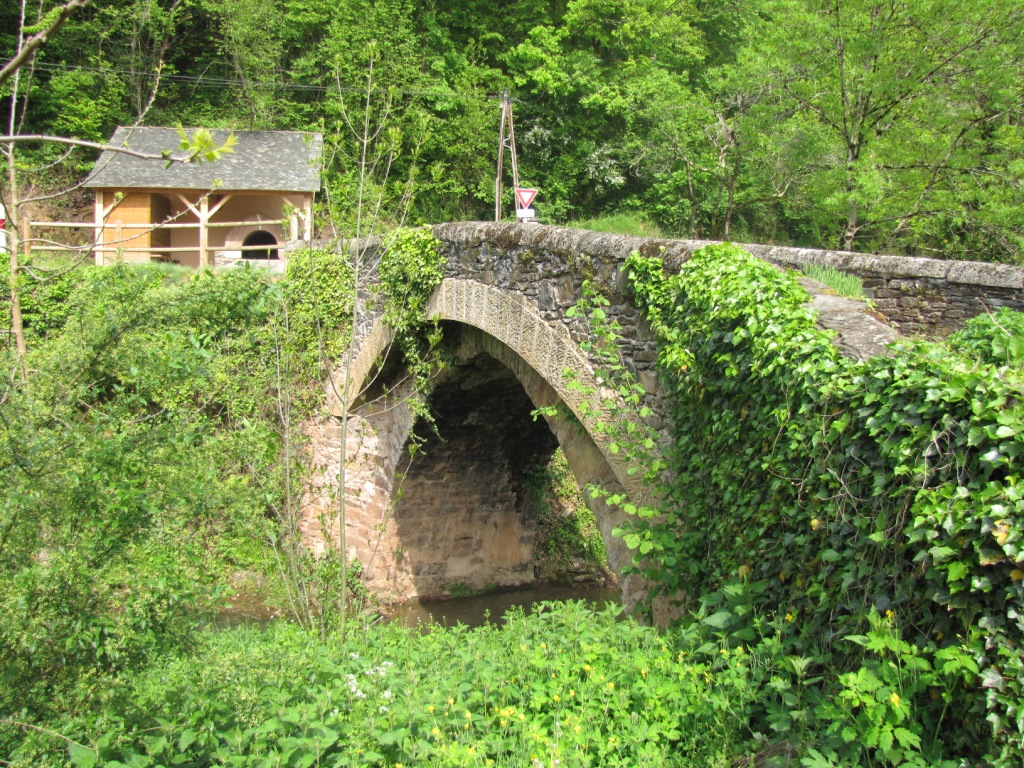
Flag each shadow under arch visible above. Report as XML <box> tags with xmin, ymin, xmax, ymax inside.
<box><xmin>318</xmin><ymin>279</ymin><xmax>655</xmax><ymax>610</ymax></box>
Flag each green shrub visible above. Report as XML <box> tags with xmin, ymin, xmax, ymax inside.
<box><xmin>283</xmin><ymin>246</ymin><xmax>354</xmax><ymax>373</ymax></box>
<box><xmin>0</xmin><ymin>264</ymin><xmax>281</xmax><ymax>721</ymax></box>
<box><xmin>8</xmin><ymin>602</ymin><xmax>766</xmax><ymax>767</ymax></box>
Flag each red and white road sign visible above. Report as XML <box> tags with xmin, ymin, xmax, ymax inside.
<box><xmin>514</xmin><ymin>188</ymin><xmax>538</xmax><ymax>209</ymax></box>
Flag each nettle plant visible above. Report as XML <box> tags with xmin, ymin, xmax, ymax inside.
<box><xmin>571</xmin><ymin>242</ymin><xmax>1024</xmax><ymax>765</ymax></box>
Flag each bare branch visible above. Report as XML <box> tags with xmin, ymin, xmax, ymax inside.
<box><xmin>0</xmin><ymin>134</ymin><xmax>193</xmax><ymax>163</ymax></box>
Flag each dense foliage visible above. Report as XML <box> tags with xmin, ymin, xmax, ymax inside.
<box><xmin>527</xmin><ymin>451</ymin><xmax>607</xmax><ymax>579</ymax></box>
<box><xmin>614</xmin><ymin>243</ymin><xmax>1024</xmax><ymax>765</ymax></box>
<box><xmin>8</xmin><ymin>602</ymin><xmax>773</xmax><ymax>767</ymax></box>
<box><xmin>2</xmin><ymin>0</ymin><xmax>1023</xmax><ymax>259</ymax></box>
<box><xmin>0</xmin><ymin>231</ymin><xmax>448</xmax><ymax>751</ymax></box>
<box><xmin>1</xmin><ymin>263</ymin><xmax>281</xmax><ymax>726</ymax></box>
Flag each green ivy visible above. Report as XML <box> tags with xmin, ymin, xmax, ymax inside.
<box><xmin>948</xmin><ymin>307</ymin><xmax>1024</xmax><ymax>369</ymax></box>
<box><xmin>377</xmin><ymin>227</ymin><xmax>446</xmax><ymax>398</ymax></box>
<box><xmin>620</xmin><ymin>243</ymin><xmax>1024</xmax><ymax>765</ymax></box>
<box><xmin>283</xmin><ymin>246</ymin><xmax>355</xmax><ymax>374</ymax></box>
<box><xmin>526</xmin><ymin>450</ymin><xmax>607</xmax><ymax>577</ymax></box>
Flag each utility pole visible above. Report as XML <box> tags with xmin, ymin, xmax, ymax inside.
<box><xmin>494</xmin><ymin>89</ymin><xmax>521</xmax><ymax>222</ymax></box>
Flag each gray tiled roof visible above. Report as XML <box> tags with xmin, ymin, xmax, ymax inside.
<box><xmin>85</xmin><ymin>127</ymin><xmax>322</xmax><ymax>192</ymax></box>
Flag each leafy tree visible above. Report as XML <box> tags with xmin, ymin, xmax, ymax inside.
<box><xmin>749</xmin><ymin>0</ymin><xmax>1024</xmax><ymax>255</ymax></box>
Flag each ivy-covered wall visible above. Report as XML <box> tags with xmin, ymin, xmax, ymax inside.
<box><xmin>618</xmin><ymin>242</ymin><xmax>1024</xmax><ymax>765</ymax></box>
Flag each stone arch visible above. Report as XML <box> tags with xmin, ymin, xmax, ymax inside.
<box><xmin>325</xmin><ymin>279</ymin><xmax>648</xmax><ymax>504</ymax></box>
<box><xmin>308</xmin><ymin>279</ymin><xmax>653</xmax><ymax>608</ymax></box>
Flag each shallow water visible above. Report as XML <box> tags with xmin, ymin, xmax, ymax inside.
<box><xmin>384</xmin><ymin>583</ymin><xmax>622</xmax><ymax>629</ymax></box>
<box><xmin>215</xmin><ymin>583</ymin><xmax>622</xmax><ymax>630</ymax></box>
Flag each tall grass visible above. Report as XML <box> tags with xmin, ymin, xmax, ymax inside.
<box><xmin>801</xmin><ymin>263</ymin><xmax>864</xmax><ymax>298</ymax></box>
<box><xmin>565</xmin><ymin>213</ymin><xmax>664</xmax><ymax>238</ymax></box>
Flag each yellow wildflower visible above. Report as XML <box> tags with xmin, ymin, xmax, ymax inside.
<box><xmin>891</xmin><ymin>692</ymin><xmax>901</xmax><ymax>708</ymax></box>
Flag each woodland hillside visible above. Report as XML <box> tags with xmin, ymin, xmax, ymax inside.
<box><xmin>2</xmin><ymin>0</ymin><xmax>1023</xmax><ymax>260</ymax></box>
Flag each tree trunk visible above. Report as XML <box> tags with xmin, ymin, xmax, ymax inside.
<box><xmin>6</xmin><ymin>149</ymin><xmax>28</xmax><ymax>367</ymax></box>
<box><xmin>684</xmin><ymin>159</ymin><xmax>696</xmax><ymax>238</ymax></box>
<box><xmin>842</xmin><ymin>143</ymin><xmax>859</xmax><ymax>251</ymax></box>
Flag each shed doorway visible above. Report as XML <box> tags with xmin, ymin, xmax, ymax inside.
<box><xmin>242</xmin><ymin>230</ymin><xmax>279</xmax><ymax>259</ymax></box>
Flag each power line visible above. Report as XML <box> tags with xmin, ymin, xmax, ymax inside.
<box><xmin>635</xmin><ymin>0</ymin><xmax>689</xmax><ymax>37</ymax></box>
<box><xmin>27</xmin><ymin>60</ymin><xmax>499</xmax><ymax>100</ymax></box>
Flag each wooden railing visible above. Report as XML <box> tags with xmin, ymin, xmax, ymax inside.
<box><xmin>27</xmin><ymin>219</ymin><xmax>290</xmax><ymax>258</ymax></box>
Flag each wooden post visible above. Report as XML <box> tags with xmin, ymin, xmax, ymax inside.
<box><xmin>495</xmin><ymin>90</ymin><xmax>508</xmax><ymax>222</ymax></box>
<box><xmin>199</xmin><ymin>194</ymin><xmax>209</xmax><ymax>267</ymax></box>
<box><xmin>494</xmin><ymin>90</ymin><xmax>523</xmax><ymax>222</ymax></box>
<box><xmin>507</xmin><ymin>95</ymin><xmax>520</xmax><ymax>193</ymax></box>
<box><xmin>94</xmin><ymin>190</ymin><xmax>104</xmax><ymax>265</ymax></box>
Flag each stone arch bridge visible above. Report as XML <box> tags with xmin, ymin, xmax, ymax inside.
<box><xmin>299</xmin><ymin>222</ymin><xmax>1024</xmax><ymax>613</ymax></box>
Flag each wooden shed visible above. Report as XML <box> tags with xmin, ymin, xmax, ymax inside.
<box><xmin>85</xmin><ymin>127</ymin><xmax>322</xmax><ymax>268</ymax></box>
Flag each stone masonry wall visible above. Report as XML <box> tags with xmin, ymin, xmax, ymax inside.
<box><xmin>743</xmin><ymin>244</ymin><xmax>1024</xmax><ymax>337</ymax></box>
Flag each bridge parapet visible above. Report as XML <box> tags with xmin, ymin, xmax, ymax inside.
<box><xmin>432</xmin><ymin>222</ymin><xmax>1024</xmax><ymax>337</ymax></box>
